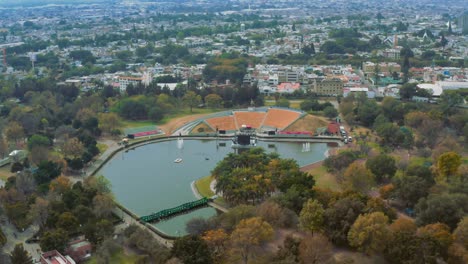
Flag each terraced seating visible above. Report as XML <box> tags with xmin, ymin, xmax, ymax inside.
<box><xmin>262</xmin><ymin>108</ymin><xmax>302</xmax><ymax>130</ymax></box>
<box><xmin>205</xmin><ymin>116</ymin><xmax>237</xmax><ymax>131</ymax></box>
<box><xmin>234</xmin><ymin>111</ymin><xmax>266</xmax><ymax>129</ymax></box>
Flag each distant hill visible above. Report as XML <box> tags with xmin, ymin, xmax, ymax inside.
<box><xmin>0</xmin><ymin>0</ymin><xmax>113</xmax><ymax>7</ymax></box>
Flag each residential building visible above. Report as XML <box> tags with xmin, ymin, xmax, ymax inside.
<box><xmin>40</xmin><ymin>250</ymin><xmax>76</xmax><ymax>264</ymax></box>
<box><xmin>313</xmin><ymin>78</ymin><xmax>343</xmax><ymax>96</ymax></box>
<box><xmin>65</xmin><ymin>237</ymin><xmax>92</xmax><ymax>263</ymax></box>
<box><xmin>277</xmin><ymin>82</ymin><xmax>301</xmax><ymax>94</ymax></box>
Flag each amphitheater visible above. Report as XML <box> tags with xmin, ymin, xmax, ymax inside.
<box><xmin>174</xmin><ymin>107</ymin><xmax>328</xmax><ymax>136</ymax></box>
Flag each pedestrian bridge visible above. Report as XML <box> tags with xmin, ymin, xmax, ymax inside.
<box><xmin>140</xmin><ymin>197</ymin><xmax>210</xmax><ymax>223</ymax></box>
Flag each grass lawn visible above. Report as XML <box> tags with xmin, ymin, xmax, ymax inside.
<box><xmin>97</xmin><ymin>143</ymin><xmax>108</xmax><ymax>154</ymax></box>
<box><xmin>306</xmin><ymin>165</ymin><xmax>341</xmax><ymax>191</ymax></box>
<box><xmin>86</xmin><ymin>249</ymin><xmax>141</xmax><ymax>264</ymax></box>
<box><xmin>195</xmin><ymin>175</ymin><xmax>229</xmax><ymax>207</ymax></box>
<box><xmin>195</xmin><ymin>175</ymin><xmax>215</xmax><ymax>198</ymax></box>
<box><xmin>0</xmin><ymin>166</ymin><xmax>13</xmax><ymax>181</ymax></box>
<box><xmin>119</xmin><ymin>107</ymin><xmax>221</xmax><ymax>129</ymax></box>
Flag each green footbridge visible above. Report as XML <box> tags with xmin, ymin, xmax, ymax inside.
<box><xmin>140</xmin><ymin>197</ymin><xmax>210</xmax><ymax>223</ymax></box>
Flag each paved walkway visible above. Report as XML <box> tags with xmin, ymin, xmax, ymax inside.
<box><xmin>1</xmin><ymin>217</ymin><xmax>41</xmax><ymax>262</ymax></box>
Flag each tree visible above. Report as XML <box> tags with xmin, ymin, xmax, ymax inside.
<box><xmin>204</xmin><ymin>94</ymin><xmax>223</xmax><ymax>109</ymax></box>
<box><xmin>399</xmin><ymin>83</ymin><xmax>417</xmax><ymax>100</ymax></box>
<box><xmin>5</xmin><ymin>122</ymin><xmax>24</xmax><ymax>145</ymax></box>
<box><xmin>49</xmin><ymin>175</ymin><xmax>71</xmax><ymax>195</ymax></box>
<box><xmin>376</xmin><ymin>12</ymin><xmax>384</xmax><ymax>23</ymax></box>
<box><xmin>183</xmin><ymin>91</ymin><xmax>201</xmax><ymax>113</ymax></box>
<box><xmin>439</xmin><ymin>91</ymin><xmax>463</xmax><ymax>117</ymax></box>
<box><xmin>9</xmin><ymin>244</ymin><xmax>32</xmax><ymax>264</ymax></box>
<box><xmin>92</xmin><ymin>193</ymin><xmax>114</xmax><ymax>218</ymax></box>
<box><xmin>98</xmin><ymin>113</ymin><xmax>121</xmax><ymax>134</ymax></box>
<box><xmin>437</xmin><ymin>152</ymin><xmax>462</xmax><ymax>179</ymax></box>
<box><xmin>27</xmin><ymin>134</ymin><xmax>50</xmax><ymax>150</ymax></box>
<box><xmin>302</xmin><ymin>43</ymin><xmax>316</xmax><ymax>56</ymax></box>
<box><xmin>186</xmin><ymin>218</ymin><xmax>214</xmax><ymax>235</ymax></box>
<box><xmin>366</xmin><ymin>154</ymin><xmax>397</xmax><ymax>183</ymax></box>
<box><xmin>299</xmin><ymin>233</ymin><xmax>334</xmax><ymax>264</ymax></box>
<box><xmin>56</xmin><ymin>212</ymin><xmax>79</xmax><ymax>235</ymax></box>
<box><xmin>323</xmin><ymin>106</ymin><xmax>338</xmax><ymax>119</ymax></box>
<box><xmin>343</xmin><ymin>161</ymin><xmax>375</xmax><ymax>194</ymax></box>
<box><xmin>453</xmin><ymin>217</ymin><xmax>468</xmax><ymax>249</ymax></box>
<box><xmin>299</xmin><ymin>199</ymin><xmax>324</xmax><ymax>233</ymax></box>
<box><xmin>85</xmin><ymin>175</ymin><xmax>112</xmax><ymax>194</ymax></box>
<box><xmin>415</xmin><ymin>193</ymin><xmax>468</xmax><ymax>229</ymax></box>
<box><xmin>348</xmin><ymin>212</ymin><xmax>390</xmax><ymax>254</ymax></box>
<box><xmin>29</xmin><ymin>197</ymin><xmax>49</xmax><ymax>227</ymax></box>
<box><xmin>202</xmin><ymin>229</ymin><xmax>228</xmax><ymax>263</ymax></box>
<box><xmin>40</xmin><ymin>228</ymin><xmax>69</xmax><ymax>252</ymax></box>
<box><xmin>256</xmin><ymin>200</ymin><xmax>298</xmax><ymax>228</ymax></box>
<box><xmin>417</xmin><ymin>223</ymin><xmax>453</xmax><ymax>258</ymax></box>
<box><xmin>61</xmin><ymin>137</ymin><xmax>84</xmax><ymax>160</ymax></box>
<box><xmin>171</xmin><ymin>235</ymin><xmax>213</xmax><ymax>264</ymax></box>
<box><xmin>393</xmin><ymin>175</ymin><xmax>431</xmax><ymax>208</ymax></box>
<box><xmin>324</xmin><ymin>196</ymin><xmax>365</xmax><ymax>246</ymax></box>
<box><xmin>276</xmin><ymin>98</ymin><xmax>290</xmax><ymax>107</ymax></box>
<box><xmin>229</xmin><ymin>217</ymin><xmax>274</xmax><ymax>264</ymax></box>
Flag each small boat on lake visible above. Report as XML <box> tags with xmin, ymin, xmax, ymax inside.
<box><xmin>174</xmin><ymin>158</ymin><xmax>183</xmax><ymax>163</ymax></box>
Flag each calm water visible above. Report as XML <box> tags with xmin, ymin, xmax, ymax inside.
<box><xmin>100</xmin><ymin>139</ymin><xmax>328</xmax><ymax>236</ymax></box>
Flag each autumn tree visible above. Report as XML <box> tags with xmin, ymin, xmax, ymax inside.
<box><xmin>29</xmin><ymin>197</ymin><xmax>49</xmax><ymax>227</ymax></box>
<box><xmin>92</xmin><ymin>193</ymin><xmax>114</xmax><ymax>218</ymax></box>
<box><xmin>202</xmin><ymin>229</ymin><xmax>228</xmax><ymax>263</ymax></box>
<box><xmin>449</xmin><ymin>217</ymin><xmax>468</xmax><ymax>263</ymax></box>
<box><xmin>204</xmin><ymin>94</ymin><xmax>223</xmax><ymax>108</ymax></box>
<box><xmin>256</xmin><ymin>200</ymin><xmax>298</xmax><ymax>228</ymax></box>
<box><xmin>9</xmin><ymin>244</ymin><xmax>33</xmax><ymax>264</ymax></box>
<box><xmin>343</xmin><ymin>161</ymin><xmax>375</xmax><ymax>194</ymax></box>
<box><xmin>229</xmin><ymin>217</ymin><xmax>274</xmax><ymax>264</ymax></box>
<box><xmin>61</xmin><ymin>137</ymin><xmax>84</xmax><ymax>159</ymax></box>
<box><xmin>348</xmin><ymin>212</ymin><xmax>390</xmax><ymax>254</ymax></box>
<box><xmin>5</xmin><ymin>122</ymin><xmax>24</xmax><ymax>146</ymax></box>
<box><xmin>98</xmin><ymin>112</ymin><xmax>121</xmax><ymax>134</ymax></box>
<box><xmin>299</xmin><ymin>199</ymin><xmax>324</xmax><ymax>233</ymax></box>
<box><xmin>49</xmin><ymin>175</ymin><xmax>71</xmax><ymax>195</ymax></box>
<box><xmin>416</xmin><ymin>223</ymin><xmax>453</xmax><ymax>259</ymax></box>
<box><xmin>183</xmin><ymin>91</ymin><xmax>201</xmax><ymax>113</ymax></box>
<box><xmin>437</xmin><ymin>152</ymin><xmax>462</xmax><ymax>179</ymax></box>
<box><xmin>299</xmin><ymin>233</ymin><xmax>334</xmax><ymax>264</ymax></box>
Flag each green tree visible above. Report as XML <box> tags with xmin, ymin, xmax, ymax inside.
<box><xmin>299</xmin><ymin>199</ymin><xmax>325</xmax><ymax>233</ymax></box>
<box><xmin>27</xmin><ymin>134</ymin><xmax>50</xmax><ymax>150</ymax></box>
<box><xmin>56</xmin><ymin>212</ymin><xmax>79</xmax><ymax>235</ymax></box>
<box><xmin>323</xmin><ymin>106</ymin><xmax>338</xmax><ymax>119</ymax></box>
<box><xmin>393</xmin><ymin>175</ymin><xmax>431</xmax><ymax>208</ymax></box>
<box><xmin>276</xmin><ymin>98</ymin><xmax>290</xmax><ymax>107</ymax></box>
<box><xmin>416</xmin><ymin>193</ymin><xmax>468</xmax><ymax>229</ymax></box>
<box><xmin>324</xmin><ymin>196</ymin><xmax>365</xmax><ymax>246</ymax></box>
<box><xmin>171</xmin><ymin>235</ymin><xmax>212</xmax><ymax>264</ymax></box>
<box><xmin>366</xmin><ymin>154</ymin><xmax>397</xmax><ymax>182</ymax></box>
<box><xmin>9</xmin><ymin>244</ymin><xmax>33</xmax><ymax>264</ymax></box>
<box><xmin>40</xmin><ymin>228</ymin><xmax>69</xmax><ymax>252</ymax></box>
<box><xmin>183</xmin><ymin>91</ymin><xmax>202</xmax><ymax>113</ymax></box>
<box><xmin>348</xmin><ymin>212</ymin><xmax>390</xmax><ymax>254</ymax></box>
